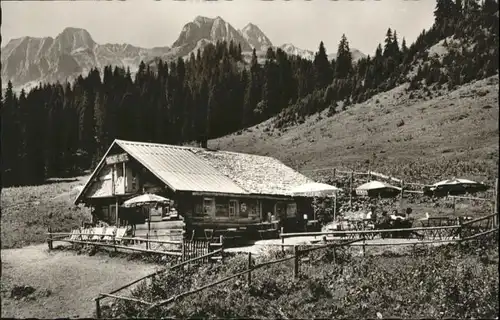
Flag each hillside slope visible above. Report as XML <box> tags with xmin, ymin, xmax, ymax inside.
<box><xmin>211</xmin><ymin>75</ymin><xmax>499</xmax><ymax>183</ymax></box>
<box><xmin>1</xmin><ymin>176</ymin><xmax>91</xmax><ymax>249</ymax></box>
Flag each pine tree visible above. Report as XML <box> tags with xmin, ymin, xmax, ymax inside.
<box><xmin>243</xmin><ymin>49</ymin><xmax>261</xmax><ymax>127</ymax></box>
<box><xmin>313</xmin><ymin>41</ymin><xmax>333</xmax><ymax>89</ymax></box>
<box><xmin>383</xmin><ymin>28</ymin><xmax>394</xmax><ymax>57</ymax></box>
<box><xmin>335</xmin><ymin>34</ymin><xmax>353</xmax><ymax>79</ymax></box>
<box><xmin>1</xmin><ymin>81</ymin><xmax>22</xmax><ymax>186</ymax></box>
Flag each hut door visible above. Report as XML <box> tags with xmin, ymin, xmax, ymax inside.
<box><xmin>109</xmin><ymin>204</ymin><xmax>117</xmax><ymax>225</ymax></box>
<box><xmin>262</xmin><ymin>200</ymin><xmax>274</xmax><ymax>222</ymax></box>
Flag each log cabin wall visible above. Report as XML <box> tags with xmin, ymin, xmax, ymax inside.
<box><xmin>187</xmin><ymin>195</ymin><xmax>261</xmax><ymax>224</ymax></box>
<box><xmin>182</xmin><ymin>195</ymin><xmax>300</xmax><ymax>225</ymax></box>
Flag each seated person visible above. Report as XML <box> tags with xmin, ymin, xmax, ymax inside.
<box><xmin>365</xmin><ymin>210</ymin><xmax>372</xmax><ymax>220</ymax></box>
<box><xmin>390</xmin><ymin>210</ymin><xmax>405</xmax><ymax>221</ymax></box>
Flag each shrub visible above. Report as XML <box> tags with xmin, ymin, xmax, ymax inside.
<box><xmin>103</xmin><ymin>237</ymin><xmax>499</xmax><ymax>319</ymax></box>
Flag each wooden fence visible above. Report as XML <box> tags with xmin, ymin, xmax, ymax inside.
<box><xmin>46</xmin><ymin>229</ymin><xmax>223</xmax><ymax>262</ymax></box>
<box><xmin>95</xmin><ymin>248</ymin><xmax>224</xmax><ymax>318</ymax></box>
<box><xmin>279</xmin><ymin>213</ymin><xmax>498</xmax><ymax>248</ymax></box>
<box><xmin>93</xmin><ymin>220</ymin><xmax>498</xmax><ymax>318</ymax></box>
<box><xmin>139</xmin><ymin>226</ymin><xmax>498</xmax><ymax>317</ymax></box>
<box><xmin>139</xmin><ymin>238</ymin><xmax>365</xmax><ymax>317</ymax></box>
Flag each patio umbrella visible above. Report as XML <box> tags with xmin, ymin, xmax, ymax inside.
<box><xmin>290</xmin><ymin>182</ymin><xmax>341</xmax><ymax>197</ymax></box>
<box><xmin>123</xmin><ymin>193</ymin><xmax>170</xmax><ymax>207</ymax></box>
<box><xmin>355</xmin><ymin>180</ymin><xmax>401</xmax><ymax>197</ymax></box>
<box><xmin>123</xmin><ymin>193</ymin><xmax>170</xmax><ymax>232</ymax></box>
<box><xmin>290</xmin><ymin>182</ymin><xmax>341</xmax><ymax>221</ymax></box>
<box><xmin>430</xmin><ymin>178</ymin><xmax>485</xmax><ymax>189</ymax></box>
<box><xmin>426</xmin><ymin>178</ymin><xmax>488</xmax><ymax>195</ymax></box>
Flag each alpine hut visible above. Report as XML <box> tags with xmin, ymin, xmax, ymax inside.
<box><xmin>74</xmin><ymin>139</ymin><xmax>315</xmax><ymax>241</ymax></box>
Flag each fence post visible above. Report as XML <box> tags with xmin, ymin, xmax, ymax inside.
<box><xmin>247</xmin><ymin>252</ymin><xmax>252</xmax><ymax>286</ymax></box>
<box><xmin>362</xmin><ymin>238</ymin><xmax>366</xmax><ymax>257</ymax></box>
<box><xmin>220</xmin><ymin>235</ymin><xmax>224</xmax><ymax>263</ymax></box>
<box><xmin>95</xmin><ymin>297</ymin><xmax>101</xmax><ymax>319</ymax></box>
<box><xmin>181</xmin><ymin>239</ymin><xmax>186</xmax><ymax>262</ymax></box>
<box><xmin>146</xmin><ymin>233</ymin><xmax>149</xmax><ymax>250</ymax></box>
<box><xmin>47</xmin><ymin>227</ymin><xmax>53</xmax><ymax>251</ymax></box>
<box><xmin>333</xmin><ymin>168</ymin><xmax>336</xmax><ymax>179</ymax></box>
<box><xmin>458</xmin><ymin>217</ymin><xmax>463</xmax><ymax>240</ymax></box>
<box><xmin>293</xmin><ymin>245</ymin><xmax>299</xmax><ymax>279</ymax></box>
<box><xmin>281</xmin><ymin>227</ymin><xmax>285</xmax><ymax>254</ymax></box>
<box><xmin>400</xmin><ymin>180</ymin><xmax>404</xmax><ymax>209</ymax></box>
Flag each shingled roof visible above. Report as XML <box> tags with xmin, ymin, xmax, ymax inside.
<box><xmin>75</xmin><ymin>139</ymin><xmax>313</xmax><ymax>204</ymax></box>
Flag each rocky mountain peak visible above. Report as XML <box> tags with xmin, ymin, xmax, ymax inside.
<box><xmin>54</xmin><ymin>27</ymin><xmax>96</xmax><ymax>53</ymax></box>
<box><xmin>240</xmin><ymin>23</ymin><xmax>273</xmax><ymax>51</ymax></box>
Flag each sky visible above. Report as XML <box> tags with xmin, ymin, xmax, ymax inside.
<box><xmin>2</xmin><ymin>0</ymin><xmax>436</xmax><ymax>56</ymax></box>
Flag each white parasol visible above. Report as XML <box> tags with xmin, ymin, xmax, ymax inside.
<box><xmin>429</xmin><ymin>178</ymin><xmax>484</xmax><ymax>190</ymax></box>
<box><xmin>290</xmin><ymin>182</ymin><xmax>341</xmax><ymax>221</ymax></box>
<box><xmin>123</xmin><ymin>193</ymin><xmax>170</xmax><ymax>208</ymax></box>
<box><xmin>290</xmin><ymin>182</ymin><xmax>341</xmax><ymax>197</ymax></box>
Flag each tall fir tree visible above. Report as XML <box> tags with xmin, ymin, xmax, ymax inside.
<box><xmin>313</xmin><ymin>41</ymin><xmax>333</xmax><ymax>89</ymax></box>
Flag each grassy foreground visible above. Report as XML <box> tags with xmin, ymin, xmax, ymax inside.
<box><xmin>1</xmin><ymin>176</ymin><xmax>91</xmax><ymax>249</ymax></box>
<box><xmin>103</xmin><ymin>235</ymin><xmax>499</xmax><ymax>319</ymax></box>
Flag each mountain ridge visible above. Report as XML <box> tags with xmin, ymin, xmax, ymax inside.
<box><xmin>2</xmin><ymin>17</ymin><xmax>365</xmax><ymax>90</ymax></box>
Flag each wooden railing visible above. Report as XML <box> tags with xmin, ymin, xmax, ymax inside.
<box><xmin>278</xmin><ymin>214</ymin><xmax>498</xmax><ymax>250</ymax></box>
<box><xmin>93</xmin><ymin>217</ymin><xmax>499</xmax><ymax>318</ymax></box>
<box><xmin>46</xmin><ymin>229</ymin><xmax>222</xmax><ymax>261</ymax></box>
<box><xmin>95</xmin><ymin>248</ymin><xmax>224</xmax><ymax>318</ymax></box>
<box><xmin>141</xmin><ymin>238</ymin><xmax>363</xmax><ymax>317</ymax></box>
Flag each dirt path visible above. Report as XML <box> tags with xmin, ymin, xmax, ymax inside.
<box><xmin>1</xmin><ymin>244</ymin><xmax>159</xmax><ymax>318</ymax></box>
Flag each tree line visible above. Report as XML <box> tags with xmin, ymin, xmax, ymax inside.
<box><xmin>1</xmin><ymin>0</ymin><xmax>498</xmax><ymax>187</ymax></box>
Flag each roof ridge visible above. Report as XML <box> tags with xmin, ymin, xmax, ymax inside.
<box><xmin>115</xmin><ymin>139</ymin><xmax>198</xmax><ymax>151</ymax></box>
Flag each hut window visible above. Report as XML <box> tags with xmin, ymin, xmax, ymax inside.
<box><xmin>116</xmin><ymin>165</ymin><xmax>124</xmax><ymax>177</ymax></box>
<box><xmin>286</xmin><ymin>203</ymin><xmax>297</xmax><ymax>218</ymax></box>
<box><xmin>229</xmin><ymin>200</ymin><xmax>239</xmax><ymax>217</ymax></box>
<box><xmin>239</xmin><ymin>202</ymin><xmax>249</xmax><ymax>218</ymax></box>
<box><xmin>203</xmin><ymin>198</ymin><xmax>215</xmax><ymax>216</ymax></box>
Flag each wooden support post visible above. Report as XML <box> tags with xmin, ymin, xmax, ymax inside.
<box><xmin>333</xmin><ymin>195</ymin><xmax>337</xmax><ymax>221</ymax></box>
<box><xmin>332</xmin><ymin>247</ymin><xmax>336</xmax><ymax>264</ymax></box>
<box><xmin>293</xmin><ymin>245</ymin><xmax>299</xmax><ymax>279</ymax></box>
<box><xmin>349</xmin><ymin>171</ymin><xmax>353</xmax><ymax>208</ymax></box>
<box><xmin>123</xmin><ymin>162</ymin><xmax>126</xmax><ymax>194</ymax></box>
<box><xmin>113</xmin><ymin>234</ymin><xmax>117</xmax><ymax>253</ymax></box>
<box><xmin>95</xmin><ymin>298</ymin><xmax>101</xmax><ymax>319</ymax></box>
<box><xmin>115</xmin><ymin>197</ymin><xmax>119</xmax><ymax>227</ymax></box>
<box><xmin>247</xmin><ymin>252</ymin><xmax>252</xmax><ymax>286</ymax></box>
<box><xmin>333</xmin><ymin>168</ymin><xmax>336</xmax><ymax>179</ymax></box>
<box><xmin>146</xmin><ymin>233</ymin><xmax>149</xmax><ymax>250</ymax></box>
<box><xmin>453</xmin><ymin>196</ymin><xmax>456</xmax><ymax>215</ymax></box>
<box><xmin>281</xmin><ymin>227</ymin><xmax>285</xmax><ymax>253</ymax></box>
